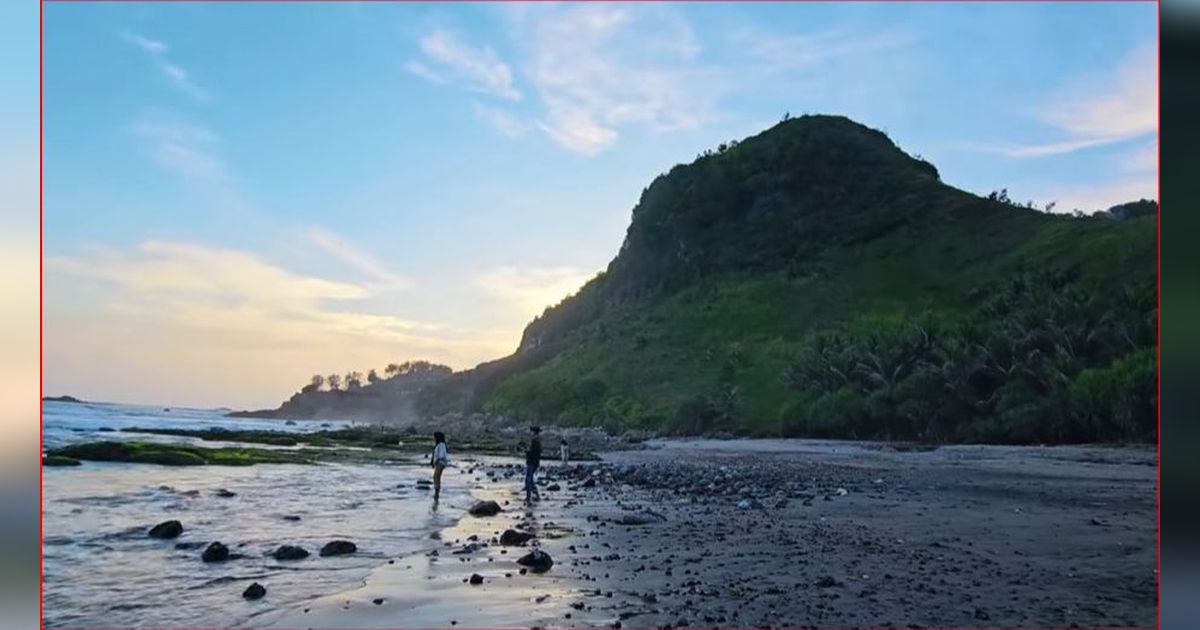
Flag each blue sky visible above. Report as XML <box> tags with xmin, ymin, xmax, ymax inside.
<box><xmin>39</xmin><ymin>2</ymin><xmax>1157</xmax><ymax>408</ymax></box>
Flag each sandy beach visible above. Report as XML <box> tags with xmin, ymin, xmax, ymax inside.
<box><xmin>256</xmin><ymin>439</ymin><xmax>1157</xmax><ymax>629</ymax></box>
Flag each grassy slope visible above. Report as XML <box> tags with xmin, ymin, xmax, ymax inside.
<box><xmin>483</xmin><ymin>213</ymin><xmax>1155</xmax><ymax>436</ymax></box>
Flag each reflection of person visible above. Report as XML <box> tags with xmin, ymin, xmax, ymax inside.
<box><xmin>559</xmin><ymin>437</ymin><xmax>570</xmax><ymax>466</ymax></box>
<box><xmin>431</xmin><ymin>432</ymin><xmax>449</xmax><ymax>501</ymax></box>
<box><xmin>524</xmin><ymin>426</ymin><xmax>542</xmax><ymax>505</ymax></box>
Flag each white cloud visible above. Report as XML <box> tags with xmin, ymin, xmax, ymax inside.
<box><xmin>535</xmin><ymin>104</ymin><xmax>616</xmax><ymax>155</ymax></box>
<box><xmin>122</xmin><ymin>30</ymin><xmax>167</xmax><ymax>55</ymax></box>
<box><xmin>122</xmin><ymin>29</ymin><xmax>209</xmax><ymax>102</ymax></box>
<box><xmin>475</xmin><ymin>265</ymin><xmax>593</xmax><ymax>319</ymax></box>
<box><xmin>45</xmin><ymin>240</ymin><xmax>515</xmax><ymax>407</ymax></box>
<box><xmin>407</xmin><ymin>8</ymin><xmax>919</xmax><ymax>155</ymax></box>
<box><xmin>409</xmin><ymin>29</ymin><xmax>520</xmax><ymax>100</ymax></box>
<box><xmin>977</xmin><ymin>42</ymin><xmax>1156</xmax><ymax>159</ymax></box>
<box><xmin>473</xmin><ymin>101</ymin><xmax>530</xmax><ymax>139</ymax></box>
<box><xmin>48</xmin><ymin>240</ymin><xmax>368</xmax><ymax>306</ymax></box>
<box><xmin>515</xmin><ymin>5</ymin><xmax>719</xmax><ymax>154</ymax></box>
<box><xmin>302</xmin><ymin>226</ymin><xmax>412</xmax><ymax>290</ymax></box>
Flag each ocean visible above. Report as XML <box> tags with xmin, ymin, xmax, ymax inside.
<box><xmin>41</xmin><ymin>400</ymin><xmax>472</xmax><ymax>628</ymax></box>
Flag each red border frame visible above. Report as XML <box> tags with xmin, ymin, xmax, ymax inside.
<box><xmin>37</xmin><ymin>1</ymin><xmax>1161</xmax><ymax>628</ymax></box>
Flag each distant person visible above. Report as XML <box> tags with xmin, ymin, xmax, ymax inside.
<box><xmin>430</xmin><ymin>431</ymin><xmax>449</xmax><ymax>501</ymax></box>
<box><xmin>559</xmin><ymin>437</ymin><xmax>570</xmax><ymax>466</ymax></box>
<box><xmin>524</xmin><ymin>426</ymin><xmax>542</xmax><ymax>505</ymax></box>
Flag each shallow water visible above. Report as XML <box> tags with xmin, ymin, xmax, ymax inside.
<box><xmin>42</xmin><ymin>401</ymin><xmax>472</xmax><ymax>628</ymax></box>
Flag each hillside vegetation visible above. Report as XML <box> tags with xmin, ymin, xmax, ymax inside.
<box><xmin>476</xmin><ymin>116</ymin><xmax>1157</xmax><ymax>443</ymax></box>
<box><xmin>247</xmin><ymin>115</ymin><xmax>1156</xmax><ymax>444</ymax></box>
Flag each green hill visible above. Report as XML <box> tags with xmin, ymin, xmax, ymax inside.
<box><xmin>451</xmin><ymin>115</ymin><xmax>1156</xmax><ymax>444</ymax></box>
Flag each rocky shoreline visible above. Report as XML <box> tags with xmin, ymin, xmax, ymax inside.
<box><xmin>260</xmin><ymin>440</ymin><xmax>1157</xmax><ymax>628</ymax></box>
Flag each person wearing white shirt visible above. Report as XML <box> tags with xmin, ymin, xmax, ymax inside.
<box><xmin>430</xmin><ymin>431</ymin><xmax>449</xmax><ymax>501</ymax></box>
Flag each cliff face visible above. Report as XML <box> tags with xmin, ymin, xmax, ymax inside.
<box><xmin>517</xmin><ymin>115</ymin><xmax>1004</xmax><ymax>353</ymax></box>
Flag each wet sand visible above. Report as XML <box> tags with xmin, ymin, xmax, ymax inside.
<box><xmin>259</xmin><ymin>439</ymin><xmax>1156</xmax><ymax>628</ymax></box>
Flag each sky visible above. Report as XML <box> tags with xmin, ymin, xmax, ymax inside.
<box><xmin>39</xmin><ymin>2</ymin><xmax>1157</xmax><ymax>409</ymax></box>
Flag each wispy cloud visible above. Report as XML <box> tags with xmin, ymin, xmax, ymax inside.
<box><xmin>473</xmin><ymin>101</ymin><xmax>530</xmax><ymax>139</ymax></box>
<box><xmin>132</xmin><ymin>117</ymin><xmax>228</xmax><ymax>182</ymax></box>
<box><xmin>45</xmin><ymin>240</ymin><xmax>515</xmax><ymax>406</ymax></box>
<box><xmin>474</xmin><ymin>265</ymin><xmax>593</xmax><ymax>319</ymax></box>
<box><xmin>974</xmin><ymin>42</ymin><xmax>1156</xmax><ymax>159</ymax></box>
<box><xmin>733</xmin><ymin>25</ymin><xmax>918</xmax><ymax>72</ymax></box>
<box><xmin>414</xmin><ymin>7</ymin><xmax>915</xmax><ymax>156</ymax></box>
<box><xmin>515</xmin><ymin>5</ymin><xmax>718</xmax><ymax>154</ymax></box>
<box><xmin>302</xmin><ymin>226</ymin><xmax>412</xmax><ymax>291</ymax></box>
<box><xmin>1038</xmin><ymin>136</ymin><xmax>1156</xmax><ymax>213</ymax></box>
<box><xmin>122</xmin><ymin>29</ymin><xmax>209</xmax><ymax>102</ymax></box>
<box><xmin>48</xmin><ymin>240</ymin><xmax>368</xmax><ymax>307</ymax></box>
<box><xmin>407</xmin><ymin>29</ymin><xmax>520</xmax><ymax>100</ymax></box>
<box><xmin>44</xmin><ymin>240</ymin><xmax>501</xmax><ymax>348</ymax></box>
<box><xmin>122</xmin><ymin>31</ymin><xmax>167</xmax><ymax>55</ymax></box>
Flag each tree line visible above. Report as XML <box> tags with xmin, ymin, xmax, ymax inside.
<box><xmin>299</xmin><ymin>360</ymin><xmax>452</xmax><ymax>394</ymax></box>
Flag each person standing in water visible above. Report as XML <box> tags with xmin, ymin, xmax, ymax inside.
<box><xmin>524</xmin><ymin>426</ymin><xmax>542</xmax><ymax>505</ymax></box>
<box><xmin>430</xmin><ymin>432</ymin><xmax>449</xmax><ymax>501</ymax></box>
<box><xmin>559</xmin><ymin>437</ymin><xmax>570</xmax><ymax>466</ymax></box>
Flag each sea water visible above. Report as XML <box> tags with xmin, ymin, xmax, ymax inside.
<box><xmin>42</xmin><ymin>401</ymin><xmax>472</xmax><ymax>628</ymax></box>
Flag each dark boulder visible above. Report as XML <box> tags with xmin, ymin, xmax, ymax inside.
<box><xmin>148</xmin><ymin>520</ymin><xmax>183</xmax><ymax>539</ymax></box>
<box><xmin>202</xmin><ymin>542</ymin><xmax>230</xmax><ymax>563</ymax></box>
<box><xmin>499</xmin><ymin>529</ymin><xmax>536</xmax><ymax>546</ymax></box>
<box><xmin>469</xmin><ymin>573</ymin><xmax>484</xmax><ymax>585</ymax></box>
<box><xmin>516</xmin><ymin>549</ymin><xmax>554</xmax><ymax>573</ymax></box>
<box><xmin>272</xmin><ymin>545</ymin><xmax>309</xmax><ymax>560</ymax></box>
<box><xmin>214</xmin><ymin>489</ymin><xmax>237</xmax><ymax>498</ymax></box>
<box><xmin>319</xmin><ymin>540</ymin><xmax>357</xmax><ymax>556</ymax></box>
<box><xmin>468</xmin><ymin>500</ymin><xmax>502</xmax><ymax>517</ymax></box>
<box><xmin>242</xmin><ymin>582</ymin><xmax>266</xmax><ymax>600</ymax></box>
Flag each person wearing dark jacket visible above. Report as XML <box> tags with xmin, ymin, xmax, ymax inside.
<box><xmin>524</xmin><ymin>426</ymin><xmax>542</xmax><ymax>504</ymax></box>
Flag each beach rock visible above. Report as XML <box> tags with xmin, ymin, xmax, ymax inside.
<box><xmin>273</xmin><ymin>545</ymin><xmax>309</xmax><ymax>560</ymax></box>
<box><xmin>148</xmin><ymin>520</ymin><xmax>183</xmax><ymax>539</ymax></box>
<box><xmin>469</xmin><ymin>573</ymin><xmax>484</xmax><ymax>585</ymax></box>
<box><xmin>201</xmin><ymin>542</ymin><xmax>230</xmax><ymax>563</ymax></box>
<box><xmin>815</xmin><ymin>575</ymin><xmax>842</xmax><ymax>588</ymax></box>
<box><xmin>282</xmin><ymin>515</ymin><xmax>301</xmax><ymax>521</ymax></box>
<box><xmin>214</xmin><ymin>489</ymin><xmax>237</xmax><ymax>498</ymax></box>
<box><xmin>319</xmin><ymin>540</ymin><xmax>357</xmax><ymax>556</ymax></box>
<box><xmin>242</xmin><ymin>582</ymin><xmax>266</xmax><ymax>600</ymax></box>
<box><xmin>499</xmin><ymin>529</ymin><xmax>536</xmax><ymax>546</ymax></box>
<box><xmin>516</xmin><ymin>549</ymin><xmax>554</xmax><ymax>573</ymax></box>
<box><xmin>468</xmin><ymin>500</ymin><xmax>502</xmax><ymax>517</ymax></box>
